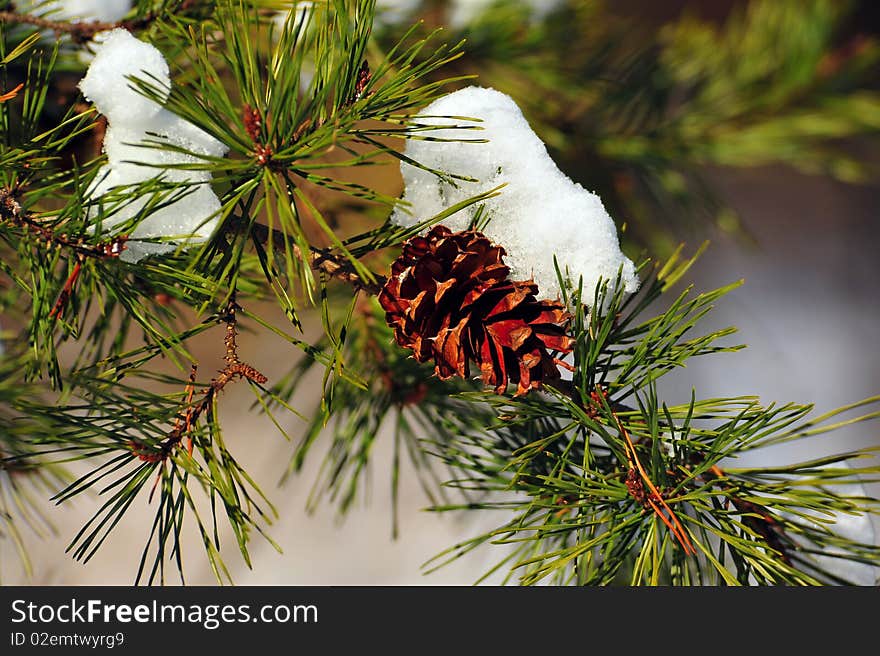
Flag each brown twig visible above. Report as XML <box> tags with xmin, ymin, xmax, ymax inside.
<box><xmin>0</xmin><ymin>10</ymin><xmax>156</xmax><ymax>43</ymax></box>
<box><xmin>48</xmin><ymin>258</ymin><xmax>82</xmax><ymax>319</ymax></box>
<box><xmin>570</xmin><ymin>378</ymin><xmax>789</xmax><ymax>560</ymax></box>
<box><xmin>129</xmin><ymin>297</ymin><xmax>267</xmax><ymax>465</ymax></box>
<box><xmin>1</xmin><ymin>186</ymin><xmax>127</xmax><ymax>259</ymax></box>
<box><xmin>702</xmin><ymin>464</ymin><xmax>792</xmax><ymax>564</ymax></box>
<box><xmin>1</xmin><ymin>186</ymin><xmax>128</xmax><ymax>318</ymax></box>
<box><xmin>611</xmin><ymin>404</ymin><xmax>696</xmax><ymax>556</ymax></box>
<box><xmin>558</xmin><ymin>375</ymin><xmax>790</xmax><ymax>561</ymax></box>
<box><xmin>249</xmin><ymin>221</ymin><xmax>385</xmax><ymax>295</ymax></box>
<box><xmin>554</xmin><ymin>379</ymin><xmax>695</xmax><ymax>555</ymax></box>
<box><xmin>576</xmin><ymin>375</ymin><xmax>792</xmax><ymax>561</ymax></box>
<box><xmin>0</xmin><ymin>82</ymin><xmax>23</xmax><ymax>102</ymax></box>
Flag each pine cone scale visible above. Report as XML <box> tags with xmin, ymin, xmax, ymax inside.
<box><xmin>379</xmin><ymin>225</ymin><xmax>574</xmax><ymax>396</ymax></box>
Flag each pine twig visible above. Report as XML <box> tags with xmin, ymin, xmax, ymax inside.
<box><xmin>552</xmin><ymin>378</ymin><xmax>695</xmax><ymax>555</ymax></box>
<box><xmin>129</xmin><ymin>297</ymin><xmax>267</xmax><ymax>465</ymax></box>
<box><xmin>0</xmin><ymin>186</ymin><xmax>128</xmax><ymax>260</ymax></box>
<box><xmin>249</xmin><ymin>221</ymin><xmax>386</xmax><ymax>295</ymax></box>
<box><xmin>0</xmin><ymin>81</ymin><xmax>23</xmax><ymax>102</ymax></box>
<box><xmin>0</xmin><ymin>9</ymin><xmax>155</xmax><ymax>43</ymax></box>
<box><xmin>616</xmin><ymin>411</ymin><xmax>696</xmax><ymax>556</ymax></box>
<box><xmin>1</xmin><ymin>186</ymin><xmax>128</xmax><ymax>318</ymax></box>
<box><xmin>552</xmin><ymin>377</ymin><xmax>795</xmax><ymax>563</ymax></box>
<box><xmin>702</xmin><ymin>464</ymin><xmax>792</xmax><ymax>564</ymax></box>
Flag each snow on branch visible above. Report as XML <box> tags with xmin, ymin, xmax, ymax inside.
<box><xmin>391</xmin><ymin>86</ymin><xmax>639</xmax><ymax>305</ymax></box>
<box><xmin>78</xmin><ymin>28</ymin><xmax>228</xmax><ymax>263</ymax></box>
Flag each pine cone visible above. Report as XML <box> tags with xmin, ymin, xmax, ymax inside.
<box><xmin>378</xmin><ymin>225</ymin><xmax>574</xmax><ymax>396</ymax></box>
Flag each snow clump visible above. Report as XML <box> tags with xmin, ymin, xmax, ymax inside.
<box><xmin>17</xmin><ymin>0</ymin><xmax>132</xmax><ymax>22</ymax></box>
<box><xmin>78</xmin><ymin>29</ymin><xmax>228</xmax><ymax>263</ymax></box>
<box><xmin>390</xmin><ymin>86</ymin><xmax>639</xmax><ymax>304</ymax></box>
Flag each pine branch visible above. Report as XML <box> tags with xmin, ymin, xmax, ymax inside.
<box><xmin>249</xmin><ymin>221</ymin><xmax>385</xmax><ymax>295</ymax></box>
<box><xmin>1</xmin><ymin>186</ymin><xmax>128</xmax><ymax>260</ymax></box>
<box><xmin>0</xmin><ymin>184</ymin><xmax>132</xmax><ymax>320</ymax></box>
<box><xmin>0</xmin><ymin>9</ymin><xmax>157</xmax><ymax>43</ymax></box>
<box><xmin>2</xmin><ymin>0</ymin><xmax>878</xmax><ymax>587</ymax></box>
<box><xmin>129</xmin><ymin>297</ymin><xmax>267</xmax><ymax>464</ymax></box>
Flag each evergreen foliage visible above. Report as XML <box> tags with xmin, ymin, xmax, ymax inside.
<box><xmin>0</xmin><ymin>0</ymin><xmax>878</xmax><ymax>585</ymax></box>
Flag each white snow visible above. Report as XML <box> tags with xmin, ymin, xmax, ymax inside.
<box><xmin>18</xmin><ymin>0</ymin><xmax>132</xmax><ymax>23</ymax></box>
<box><xmin>78</xmin><ymin>29</ymin><xmax>228</xmax><ymax>263</ymax></box>
<box><xmin>391</xmin><ymin>86</ymin><xmax>639</xmax><ymax>304</ymax></box>
<box><xmin>78</xmin><ymin>29</ymin><xmax>169</xmax><ymax>124</ymax></box>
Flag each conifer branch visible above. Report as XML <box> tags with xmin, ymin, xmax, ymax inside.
<box><xmin>2</xmin><ymin>0</ymin><xmax>877</xmax><ymax>586</ymax></box>
<box><xmin>130</xmin><ymin>297</ymin><xmax>267</xmax><ymax>464</ymax></box>
<box><xmin>702</xmin><ymin>464</ymin><xmax>793</xmax><ymax>565</ymax></box>
<box><xmin>552</xmin><ymin>376</ymin><xmax>795</xmax><ymax>565</ymax></box>
<box><xmin>0</xmin><ymin>186</ymin><xmax>128</xmax><ymax>260</ymax></box>
<box><xmin>249</xmin><ymin>221</ymin><xmax>385</xmax><ymax>295</ymax></box>
<box><xmin>0</xmin><ymin>9</ymin><xmax>156</xmax><ymax>43</ymax></box>
<box><xmin>1</xmin><ymin>185</ymin><xmax>128</xmax><ymax>318</ymax></box>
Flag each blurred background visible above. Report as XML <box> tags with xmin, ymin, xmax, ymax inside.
<box><xmin>3</xmin><ymin>0</ymin><xmax>879</xmax><ymax>584</ymax></box>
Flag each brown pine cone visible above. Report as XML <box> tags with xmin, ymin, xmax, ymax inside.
<box><xmin>378</xmin><ymin>225</ymin><xmax>574</xmax><ymax>396</ymax></box>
